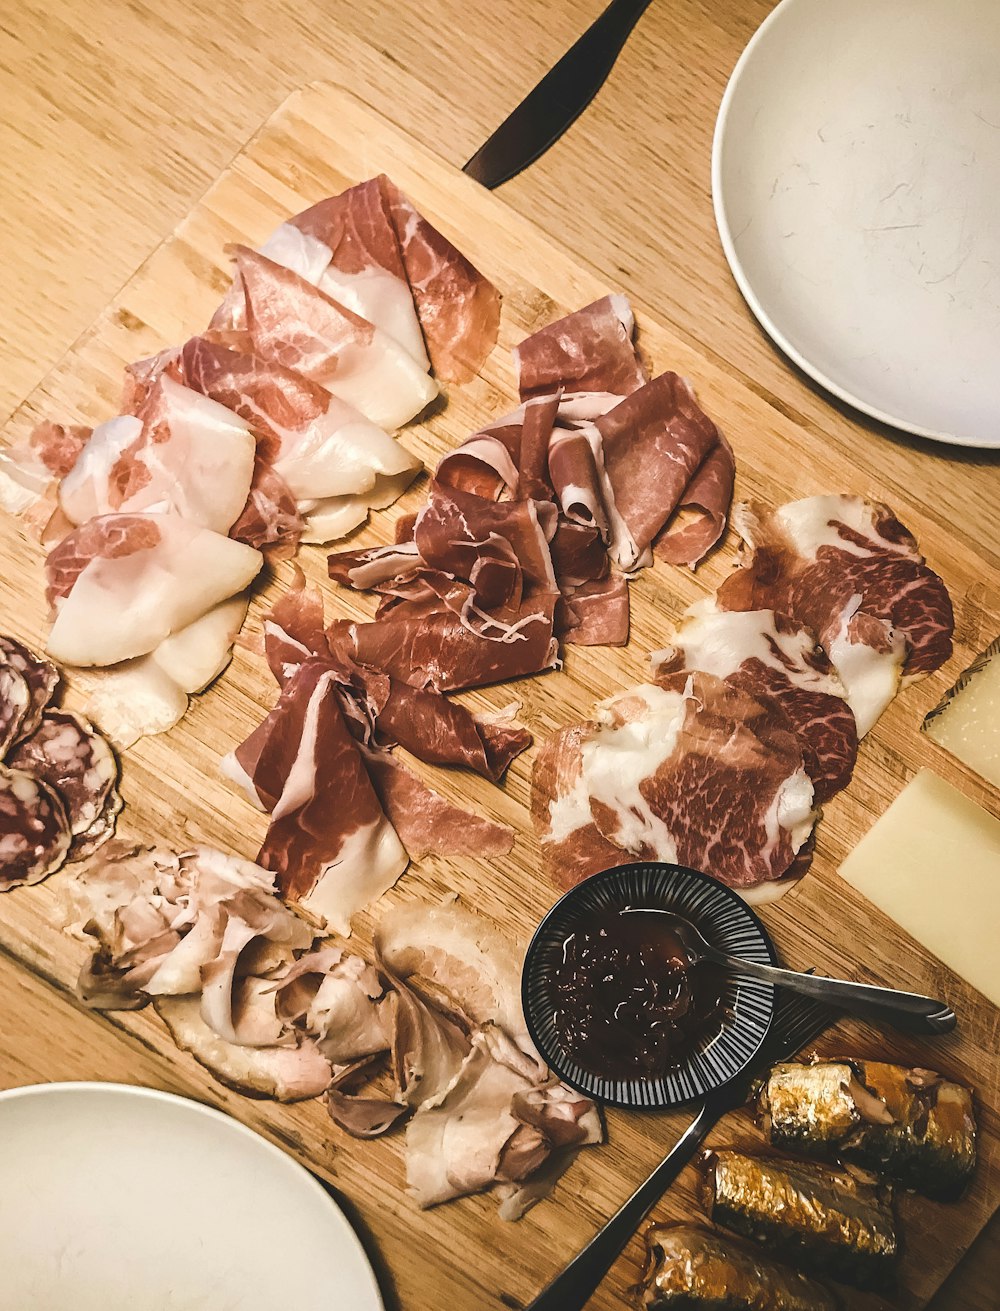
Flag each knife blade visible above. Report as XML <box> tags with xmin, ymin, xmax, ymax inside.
<box><xmin>463</xmin><ymin>0</ymin><xmax>653</xmax><ymax>190</ymax></box>
<box><xmin>525</xmin><ymin>992</ymin><xmax>836</xmax><ymax>1311</ymax></box>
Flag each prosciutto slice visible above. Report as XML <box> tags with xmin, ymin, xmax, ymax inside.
<box><xmin>283</xmin><ymin>175</ymin><xmax>501</xmax><ymax>382</ymax></box>
<box><xmin>0</xmin><ymin>421</ymin><xmax>91</xmax><ymax>514</ymax></box>
<box><xmin>59</xmin><ymin>376</ymin><xmax>256</xmax><ymax>535</ymax></box>
<box><xmin>514</xmin><ymin>295</ymin><xmax>648</xmax><ymax>399</ymax></box>
<box><xmin>532</xmin><ymin>672</ymin><xmax>817</xmax><ymax>894</ymax></box>
<box><xmin>716</xmin><ymin>496</ymin><xmax>954</xmax><ymax>735</ymax></box>
<box><xmin>233</xmin><ymin>660</ymin><xmax>408</xmax><ymax>937</ymax></box>
<box><xmin>180</xmin><ymin>336</ymin><xmax>421</xmax><ymax>507</ymax></box>
<box><xmin>214</xmin><ymin>246</ymin><xmax>438</xmax><ymax>431</ymax></box>
<box><xmin>653</xmin><ymin>602</ymin><xmax>858</xmax><ymax>804</ymax></box>
<box><xmin>45</xmin><ymin>513</ymin><xmax>262</xmax><ymax>668</ymax></box>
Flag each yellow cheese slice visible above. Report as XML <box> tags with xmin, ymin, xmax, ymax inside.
<box><xmin>924</xmin><ymin>641</ymin><xmax>1000</xmax><ymax>788</ymax></box>
<box><xmin>838</xmin><ymin>770</ymin><xmax>1000</xmax><ymax>1006</ymax></box>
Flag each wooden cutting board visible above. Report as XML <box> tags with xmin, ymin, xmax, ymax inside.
<box><xmin>1</xmin><ymin>83</ymin><xmax>998</xmax><ymax>1311</ymax></box>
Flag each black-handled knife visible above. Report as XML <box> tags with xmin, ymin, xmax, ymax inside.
<box><xmin>463</xmin><ymin>0</ymin><xmax>653</xmax><ymax>190</ymax></box>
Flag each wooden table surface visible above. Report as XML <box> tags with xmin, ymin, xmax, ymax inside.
<box><xmin>1</xmin><ymin>1</ymin><xmax>996</xmax><ymax>1305</ymax></box>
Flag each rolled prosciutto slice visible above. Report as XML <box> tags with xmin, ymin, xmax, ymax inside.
<box><xmin>532</xmin><ymin>671</ymin><xmax>817</xmax><ymax>895</ymax></box>
<box><xmin>716</xmin><ymin>495</ymin><xmax>954</xmax><ymax>736</ymax></box>
<box><xmin>653</xmin><ymin>602</ymin><xmax>858</xmax><ymax>804</ymax></box>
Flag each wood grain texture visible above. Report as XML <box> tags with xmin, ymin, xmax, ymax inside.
<box><xmin>0</xmin><ymin>84</ymin><xmax>998</xmax><ymax>1310</ymax></box>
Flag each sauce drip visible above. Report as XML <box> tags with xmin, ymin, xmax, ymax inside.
<box><xmin>549</xmin><ymin>908</ymin><xmax>726</xmax><ymax>1080</ymax></box>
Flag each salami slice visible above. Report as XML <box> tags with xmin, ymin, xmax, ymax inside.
<box><xmin>7</xmin><ymin>711</ymin><xmax>120</xmax><ymax>857</ymax></box>
<box><xmin>0</xmin><ymin>766</ymin><xmax>72</xmax><ymax>890</ymax></box>
<box><xmin>0</xmin><ymin>662</ymin><xmax>30</xmax><ymax>757</ymax></box>
<box><xmin>70</xmin><ymin>785</ymin><xmax>124</xmax><ymax>862</ymax></box>
<box><xmin>0</xmin><ymin>636</ymin><xmax>59</xmax><ymax>742</ymax></box>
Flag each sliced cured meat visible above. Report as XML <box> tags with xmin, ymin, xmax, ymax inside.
<box><xmin>262</xmin><ymin>581</ymin><xmax>530</xmax><ymax>781</ymax></box>
<box><xmin>155</xmin><ymin>996</ymin><xmax>332</xmax><ymax>1101</ymax></box>
<box><xmin>0</xmin><ymin>422</ymin><xmax>91</xmax><ymax>514</ymax></box>
<box><xmin>180</xmin><ymin>336</ymin><xmax>421</xmax><ymax>507</ymax></box>
<box><xmin>248</xmin><ymin>661</ymin><xmax>408</xmax><ymax>936</ymax></box>
<box><xmin>716</xmin><ymin>496</ymin><xmax>954</xmax><ymax>735</ymax></box>
<box><xmin>0</xmin><ymin>766</ymin><xmax>71</xmax><ymax>890</ymax></box>
<box><xmin>276</xmin><ymin>180</ymin><xmax>430</xmax><ymax>368</ymax></box>
<box><xmin>59</xmin><ymin>376</ymin><xmax>256</xmax><ymax>535</ymax></box>
<box><xmin>0</xmin><ymin>662</ymin><xmax>30</xmax><ymax>757</ymax></box>
<box><xmin>7</xmin><ymin>710</ymin><xmax>120</xmax><ymax>857</ymax></box>
<box><xmin>514</xmin><ymin>295</ymin><xmax>647</xmax><ymax>399</ymax></box>
<box><xmin>557</xmin><ymin>575</ymin><xmax>630</xmax><ymax>646</ymax></box>
<box><xmin>532</xmin><ymin>672</ymin><xmax>817</xmax><ymax>893</ymax></box>
<box><xmin>348</xmin><ymin>594</ymin><xmax>560</xmax><ymax>692</ymax></box>
<box><xmin>219</xmin><ymin>246</ymin><xmax>438</xmax><ymax>431</ymax></box>
<box><xmin>68</xmin><ymin>845</ymin><xmax>334</xmax><ymax>1100</ymax></box>
<box><xmin>596</xmin><ymin>373</ymin><xmax>726</xmax><ymax>571</ymax></box>
<box><xmin>653</xmin><ymin>603</ymin><xmax>858</xmax><ymax>804</ymax></box>
<box><xmin>379</xmin><ymin>176</ymin><xmax>500</xmax><ymax>383</ymax></box>
<box><xmin>275</xmin><ymin>948</ymin><xmax>389</xmax><ymax>1065</ymax></box>
<box><xmin>654</xmin><ymin>434</ymin><xmax>735</xmax><ymax>568</ymax></box>
<box><xmin>0</xmin><ymin>636</ymin><xmax>59</xmax><ymax>741</ymax></box>
<box><xmin>363</xmin><ymin>749</ymin><xmax>515</xmax><ymax>859</ymax></box>
<box><xmin>229</xmin><ymin>457</ymin><xmax>304</xmax><ymax>560</ymax></box>
<box><xmin>46</xmin><ymin>513</ymin><xmax>262</xmax><ymax>668</ymax></box>
<box><xmin>374</xmin><ymin>900</ymin><xmax>534</xmax><ymax>1053</ymax></box>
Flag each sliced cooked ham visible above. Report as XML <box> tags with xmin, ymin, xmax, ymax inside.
<box><xmin>0</xmin><ymin>766</ymin><xmax>71</xmax><ymax>891</ymax></box>
<box><xmin>652</xmin><ymin>601</ymin><xmax>858</xmax><ymax>804</ymax></box>
<box><xmin>58</xmin><ymin>376</ymin><xmax>256</xmax><ymax>535</ymax></box>
<box><xmin>716</xmin><ymin>495</ymin><xmax>954</xmax><ymax>735</ymax></box>
<box><xmin>532</xmin><ymin>672</ymin><xmax>817</xmax><ymax>894</ymax></box>
<box><xmin>45</xmin><ymin>512</ymin><xmax>262</xmax><ymax>668</ymax></box>
<box><xmin>217</xmin><ymin>246</ymin><xmax>438</xmax><ymax>431</ymax></box>
<box><xmin>67</xmin><ymin>846</ymin><xmax>334</xmax><ymax>1100</ymax></box>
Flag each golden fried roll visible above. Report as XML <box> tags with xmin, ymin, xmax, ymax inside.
<box><xmin>639</xmin><ymin>1223</ymin><xmax>839</xmax><ymax>1310</ymax></box>
<box><xmin>759</xmin><ymin>1060</ymin><xmax>976</xmax><ymax>1198</ymax></box>
<box><xmin>703</xmin><ymin>1150</ymin><xmax>897</xmax><ymax>1290</ymax></box>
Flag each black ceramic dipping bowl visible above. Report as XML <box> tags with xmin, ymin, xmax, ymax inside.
<box><xmin>522</xmin><ymin>862</ymin><xmax>778</xmax><ymax>1109</ymax></box>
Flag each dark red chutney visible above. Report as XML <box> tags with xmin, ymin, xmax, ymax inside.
<box><xmin>549</xmin><ymin>908</ymin><xmax>726</xmax><ymax>1080</ymax></box>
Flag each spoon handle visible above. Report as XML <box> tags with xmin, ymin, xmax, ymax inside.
<box><xmin>721</xmin><ymin>956</ymin><xmax>956</xmax><ymax>1035</ymax></box>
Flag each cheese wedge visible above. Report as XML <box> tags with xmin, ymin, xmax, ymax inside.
<box><xmin>924</xmin><ymin>640</ymin><xmax>1000</xmax><ymax>788</ymax></box>
<box><xmin>838</xmin><ymin>770</ymin><xmax>1000</xmax><ymax>1006</ymax></box>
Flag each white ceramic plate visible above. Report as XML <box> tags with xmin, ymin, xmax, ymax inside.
<box><xmin>713</xmin><ymin>0</ymin><xmax>1000</xmax><ymax>448</ymax></box>
<box><xmin>0</xmin><ymin>1082</ymin><xmax>384</xmax><ymax>1311</ymax></box>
